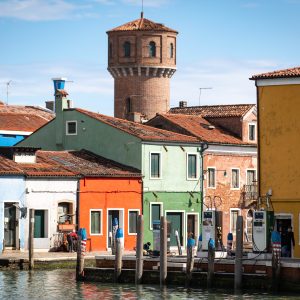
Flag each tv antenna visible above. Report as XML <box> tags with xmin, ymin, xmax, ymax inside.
<box><xmin>198</xmin><ymin>87</ymin><xmax>212</xmax><ymax>106</ymax></box>
<box><xmin>1</xmin><ymin>80</ymin><xmax>13</xmax><ymax>104</ymax></box>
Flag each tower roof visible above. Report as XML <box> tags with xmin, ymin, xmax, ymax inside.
<box><xmin>107</xmin><ymin>16</ymin><xmax>178</xmax><ymax>34</ymax></box>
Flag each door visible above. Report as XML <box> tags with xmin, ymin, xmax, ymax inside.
<box><xmin>167</xmin><ymin>212</ymin><xmax>183</xmax><ymax>247</ymax></box>
<box><xmin>187</xmin><ymin>215</ymin><xmax>195</xmax><ymax>238</ymax></box>
<box><xmin>4</xmin><ymin>203</ymin><xmax>17</xmax><ymax>248</ymax></box>
<box><xmin>34</xmin><ymin>210</ymin><xmax>45</xmax><ymax>238</ymax></box>
<box><xmin>108</xmin><ymin>210</ymin><xmax>124</xmax><ymax>248</ymax></box>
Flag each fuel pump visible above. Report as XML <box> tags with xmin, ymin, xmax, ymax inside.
<box><xmin>202</xmin><ymin>210</ymin><xmax>223</xmax><ymax>250</ymax></box>
<box><xmin>252</xmin><ymin>210</ymin><xmax>274</xmax><ymax>253</ymax></box>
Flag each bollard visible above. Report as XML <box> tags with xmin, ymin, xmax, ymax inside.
<box><xmin>227</xmin><ymin>232</ymin><xmax>233</xmax><ymax>256</ymax></box>
<box><xmin>135</xmin><ymin>215</ymin><xmax>144</xmax><ymax>285</ymax></box>
<box><xmin>271</xmin><ymin>229</ymin><xmax>281</xmax><ymax>292</ymax></box>
<box><xmin>160</xmin><ymin>216</ymin><xmax>167</xmax><ymax>286</ymax></box>
<box><xmin>114</xmin><ymin>228</ymin><xmax>123</xmax><ymax>283</ymax></box>
<box><xmin>175</xmin><ymin>230</ymin><xmax>182</xmax><ymax>255</ymax></box>
<box><xmin>29</xmin><ymin>209</ymin><xmax>35</xmax><ymax>270</ymax></box>
<box><xmin>185</xmin><ymin>236</ymin><xmax>195</xmax><ymax>287</ymax></box>
<box><xmin>207</xmin><ymin>238</ymin><xmax>215</xmax><ymax>289</ymax></box>
<box><xmin>234</xmin><ymin>216</ymin><xmax>243</xmax><ymax>292</ymax></box>
<box><xmin>112</xmin><ymin>218</ymin><xmax>119</xmax><ymax>255</ymax></box>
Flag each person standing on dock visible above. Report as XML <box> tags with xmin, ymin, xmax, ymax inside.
<box><xmin>286</xmin><ymin>226</ymin><xmax>295</xmax><ymax>258</ymax></box>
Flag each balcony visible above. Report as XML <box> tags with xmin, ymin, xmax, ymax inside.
<box><xmin>239</xmin><ymin>184</ymin><xmax>258</xmax><ymax>208</ymax></box>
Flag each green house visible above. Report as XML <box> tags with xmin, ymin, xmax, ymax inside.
<box><xmin>18</xmin><ymin>90</ymin><xmax>203</xmax><ymax>248</ymax></box>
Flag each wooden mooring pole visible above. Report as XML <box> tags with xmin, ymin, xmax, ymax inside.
<box><xmin>234</xmin><ymin>215</ymin><xmax>243</xmax><ymax>292</ymax></box>
<box><xmin>185</xmin><ymin>236</ymin><xmax>195</xmax><ymax>287</ymax></box>
<box><xmin>160</xmin><ymin>216</ymin><xmax>167</xmax><ymax>286</ymax></box>
<box><xmin>76</xmin><ymin>235</ymin><xmax>84</xmax><ymax>281</ymax></box>
<box><xmin>135</xmin><ymin>215</ymin><xmax>144</xmax><ymax>285</ymax></box>
<box><xmin>175</xmin><ymin>230</ymin><xmax>182</xmax><ymax>255</ymax></box>
<box><xmin>28</xmin><ymin>209</ymin><xmax>35</xmax><ymax>270</ymax></box>
<box><xmin>114</xmin><ymin>228</ymin><xmax>123</xmax><ymax>283</ymax></box>
<box><xmin>207</xmin><ymin>238</ymin><xmax>215</xmax><ymax>289</ymax></box>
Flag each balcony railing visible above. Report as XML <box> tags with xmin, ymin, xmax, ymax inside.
<box><xmin>239</xmin><ymin>184</ymin><xmax>258</xmax><ymax>208</ymax></box>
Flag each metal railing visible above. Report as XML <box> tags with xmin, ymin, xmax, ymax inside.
<box><xmin>239</xmin><ymin>184</ymin><xmax>258</xmax><ymax>208</ymax></box>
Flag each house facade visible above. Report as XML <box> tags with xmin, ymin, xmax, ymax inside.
<box><xmin>147</xmin><ymin>104</ymin><xmax>257</xmax><ymax>245</ymax></box>
<box><xmin>251</xmin><ymin>67</ymin><xmax>300</xmax><ymax>257</ymax></box>
<box><xmin>18</xmin><ymin>89</ymin><xmax>202</xmax><ymax>249</ymax></box>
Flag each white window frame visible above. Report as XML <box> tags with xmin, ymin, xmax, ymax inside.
<box><xmin>231</xmin><ymin>168</ymin><xmax>240</xmax><ymax>190</ymax></box>
<box><xmin>186</xmin><ymin>152</ymin><xmax>198</xmax><ymax>181</ymax></box>
<box><xmin>246</xmin><ymin>169</ymin><xmax>257</xmax><ymax>185</ymax></box>
<box><xmin>66</xmin><ymin>120</ymin><xmax>77</xmax><ymax>136</ymax></box>
<box><xmin>207</xmin><ymin>167</ymin><xmax>216</xmax><ymax>189</ymax></box>
<box><xmin>149</xmin><ymin>202</ymin><xmax>163</xmax><ymax>230</ymax></box>
<box><xmin>248</xmin><ymin>123</ymin><xmax>256</xmax><ymax>142</ymax></box>
<box><xmin>149</xmin><ymin>151</ymin><xmax>162</xmax><ymax>179</ymax></box>
<box><xmin>230</xmin><ymin>208</ymin><xmax>241</xmax><ymax>235</ymax></box>
<box><xmin>128</xmin><ymin>209</ymin><xmax>140</xmax><ymax>236</ymax></box>
<box><xmin>90</xmin><ymin>209</ymin><xmax>103</xmax><ymax>236</ymax></box>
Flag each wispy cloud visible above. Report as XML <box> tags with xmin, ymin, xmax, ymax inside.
<box><xmin>122</xmin><ymin>0</ymin><xmax>170</xmax><ymax>7</ymax></box>
<box><xmin>241</xmin><ymin>2</ymin><xmax>259</xmax><ymax>9</ymax></box>
<box><xmin>0</xmin><ymin>0</ymin><xmax>95</xmax><ymax>21</ymax></box>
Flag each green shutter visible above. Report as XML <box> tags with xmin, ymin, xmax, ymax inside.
<box><xmin>129</xmin><ymin>211</ymin><xmax>138</xmax><ymax>233</ymax></box>
<box><xmin>151</xmin><ymin>204</ymin><xmax>160</xmax><ymax>226</ymax></box>
<box><xmin>34</xmin><ymin>210</ymin><xmax>45</xmax><ymax>238</ymax></box>
<box><xmin>91</xmin><ymin>211</ymin><xmax>101</xmax><ymax>234</ymax></box>
<box><xmin>151</xmin><ymin>153</ymin><xmax>160</xmax><ymax>178</ymax></box>
<box><xmin>188</xmin><ymin>154</ymin><xmax>196</xmax><ymax>178</ymax></box>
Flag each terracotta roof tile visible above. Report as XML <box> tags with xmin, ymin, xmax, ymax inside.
<box><xmin>107</xmin><ymin>17</ymin><xmax>177</xmax><ymax>33</ymax></box>
<box><xmin>76</xmin><ymin>108</ymin><xmax>199</xmax><ymax>144</ymax></box>
<box><xmin>0</xmin><ymin>155</ymin><xmax>24</xmax><ymax>175</ymax></box>
<box><xmin>152</xmin><ymin>114</ymin><xmax>246</xmax><ymax>145</ymax></box>
<box><xmin>0</xmin><ymin>105</ymin><xmax>54</xmax><ymax>132</ymax></box>
<box><xmin>251</xmin><ymin>66</ymin><xmax>300</xmax><ymax>80</ymax></box>
<box><xmin>169</xmin><ymin>104</ymin><xmax>255</xmax><ymax>118</ymax></box>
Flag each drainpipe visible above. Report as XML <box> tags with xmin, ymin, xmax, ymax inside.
<box><xmin>76</xmin><ymin>179</ymin><xmax>80</xmax><ymax>231</ymax></box>
<box><xmin>198</xmin><ymin>142</ymin><xmax>208</xmax><ymax>227</ymax></box>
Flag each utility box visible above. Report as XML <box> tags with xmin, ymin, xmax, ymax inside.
<box><xmin>202</xmin><ymin>210</ymin><xmax>223</xmax><ymax>251</ymax></box>
<box><xmin>252</xmin><ymin>210</ymin><xmax>274</xmax><ymax>253</ymax></box>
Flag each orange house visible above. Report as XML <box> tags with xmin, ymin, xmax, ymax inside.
<box><xmin>79</xmin><ymin>177</ymin><xmax>142</xmax><ymax>251</ymax></box>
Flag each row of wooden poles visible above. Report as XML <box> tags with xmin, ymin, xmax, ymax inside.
<box><xmin>76</xmin><ymin>215</ymin><xmax>245</xmax><ymax>291</ymax></box>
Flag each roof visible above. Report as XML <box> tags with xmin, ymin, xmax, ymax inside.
<box><xmin>0</xmin><ymin>155</ymin><xmax>24</xmax><ymax>175</ymax></box>
<box><xmin>0</xmin><ymin>104</ymin><xmax>54</xmax><ymax>132</ymax></box>
<box><xmin>36</xmin><ymin>150</ymin><xmax>141</xmax><ymax>177</ymax></box>
<box><xmin>169</xmin><ymin>104</ymin><xmax>255</xmax><ymax>118</ymax></box>
<box><xmin>76</xmin><ymin>108</ymin><xmax>199</xmax><ymax>144</ymax></box>
<box><xmin>251</xmin><ymin>66</ymin><xmax>300</xmax><ymax>80</ymax></box>
<box><xmin>152</xmin><ymin>114</ymin><xmax>246</xmax><ymax>145</ymax></box>
<box><xmin>107</xmin><ymin>16</ymin><xmax>177</xmax><ymax>33</ymax></box>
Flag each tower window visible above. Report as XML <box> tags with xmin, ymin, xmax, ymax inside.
<box><xmin>126</xmin><ymin>97</ymin><xmax>131</xmax><ymax>114</ymax></box>
<box><xmin>170</xmin><ymin>43</ymin><xmax>174</xmax><ymax>58</ymax></box>
<box><xmin>123</xmin><ymin>41</ymin><xmax>131</xmax><ymax>57</ymax></box>
<box><xmin>109</xmin><ymin>42</ymin><xmax>113</xmax><ymax>59</ymax></box>
<box><xmin>149</xmin><ymin>41</ymin><xmax>156</xmax><ymax>57</ymax></box>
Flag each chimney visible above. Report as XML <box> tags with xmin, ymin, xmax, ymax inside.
<box><xmin>52</xmin><ymin>77</ymin><xmax>67</xmax><ymax>92</ymax></box>
<box><xmin>45</xmin><ymin>100</ymin><xmax>54</xmax><ymax>111</ymax></box>
<box><xmin>179</xmin><ymin>100</ymin><xmax>187</xmax><ymax>108</ymax></box>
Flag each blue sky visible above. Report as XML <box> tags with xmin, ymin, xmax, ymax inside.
<box><xmin>0</xmin><ymin>0</ymin><xmax>299</xmax><ymax>115</ymax></box>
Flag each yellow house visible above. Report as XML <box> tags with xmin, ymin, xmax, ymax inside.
<box><xmin>251</xmin><ymin>67</ymin><xmax>300</xmax><ymax>258</ymax></box>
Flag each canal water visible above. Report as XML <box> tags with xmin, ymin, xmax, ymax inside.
<box><xmin>0</xmin><ymin>269</ymin><xmax>299</xmax><ymax>299</ymax></box>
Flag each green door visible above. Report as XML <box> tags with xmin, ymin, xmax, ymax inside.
<box><xmin>34</xmin><ymin>210</ymin><xmax>45</xmax><ymax>238</ymax></box>
<box><xmin>167</xmin><ymin>212</ymin><xmax>183</xmax><ymax>247</ymax></box>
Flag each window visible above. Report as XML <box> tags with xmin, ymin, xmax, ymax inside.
<box><xmin>187</xmin><ymin>154</ymin><xmax>197</xmax><ymax>179</ymax></box>
<box><xmin>66</xmin><ymin>121</ymin><xmax>77</xmax><ymax>135</ymax></box>
<box><xmin>247</xmin><ymin>170</ymin><xmax>256</xmax><ymax>185</ymax></box>
<box><xmin>231</xmin><ymin>169</ymin><xmax>240</xmax><ymax>189</ymax></box>
<box><xmin>90</xmin><ymin>210</ymin><xmax>102</xmax><ymax>235</ymax></box>
<box><xmin>208</xmin><ymin>168</ymin><xmax>216</xmax><ymax>188</ymax></box>
<box><xmin>170</xmin><ymin>43</ymin><xmax>174</xmax><ymax>58</ymax></box>
<box><xmin>126</xmin><ymin>97</ymin><xmax>131</xmax><ymax>114</ymax></box>
<box><xmin>150</xmin><ymin>153</ymin><xmax>161</xmax><ymax>178</ymax></box>
<box><xmin>249</xmin><ymin>124</ymin><xmax>256</xmax><ymax>141</ymax></box>
<box><xmin>123</xmin><ymin>41</ymin><xmax>131</xmax><ymax>57</ymax></box>
<box><xmin>150</xmin><ymin>203</ymin><xmax>162</xmax><ymax>229</ymax></box>
<box><xmin>34</xmin><ymin>210</ymin><xmax>46</xmax><ymax>238</ymax></box>
<box><xmin>128</xmin><ymin>210</ymin><xmax>139</xmax><ymax>234</ymax></box>
<box><xmin>149</xmin><ymin>41</ymin><xmax>156</xmax><ymax>57</ymax></box>
<box><xmin>230</xmin><ymin>209</ymin><xmax>240</xmax><ymax>235</ymax></box>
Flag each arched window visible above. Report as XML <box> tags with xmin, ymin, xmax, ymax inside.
<box><xmin>170</xmin><ymin>43</ymin><xmax>174</xmax><ymax>58</ymax></box>
<box><xmin>126</xmin><ymin>97</ymin><xmax>131</xmax><ymax>114</ymax></box>
<box><xmin>109</xmin><ymin>42</ymin><xmax>113</xmax><ymax>59</ymax></box>
<box><xmin>149</xmin><ymin>41</ymin><xmax>156</xmax><ymax>57</ymax></box>
<box><xmin>123</xmin><ymin>41</ymin><xmax>131</xmax><ymax>57</ymax></box>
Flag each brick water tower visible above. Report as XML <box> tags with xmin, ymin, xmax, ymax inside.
<box><xmin>107</xmin><ymin>13</ymin><xmax>178</xmax><ymax>122</ymax></box>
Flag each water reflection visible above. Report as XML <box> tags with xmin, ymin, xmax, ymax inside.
<box><xmin>0</xmin><ymin>269</ymin><xmax>298</xmax><ymax>300</ymax></box>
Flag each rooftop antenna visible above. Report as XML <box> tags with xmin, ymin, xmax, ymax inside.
<box><xmin>199</xmin><ymin>87</ymin><xmax>212</xmax><ymax>106</ymax></box>
<box><xmin>3</xmin><ymin>80</ymin><xmax>13</xmax><ymax>105</ymax></box>
<box><xmin>141</xmin><ymin>0</ymin><xmax>144</xmax><ymax>18</ymax></box>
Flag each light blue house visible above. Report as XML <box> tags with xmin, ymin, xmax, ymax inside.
<box><xmin>0</xmin><ymin>155</ymin><xmax>26</xmax><ymax>251</ymax></box>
